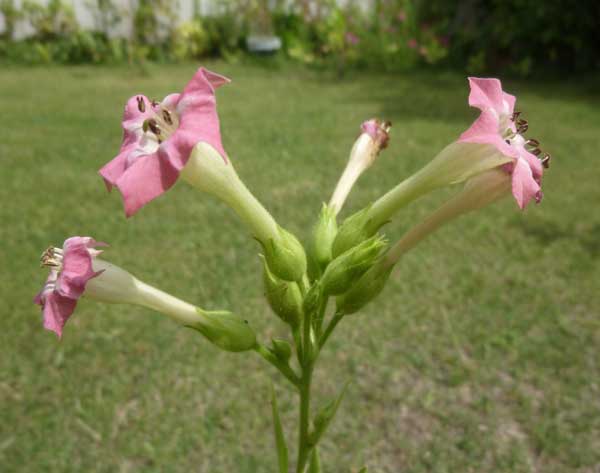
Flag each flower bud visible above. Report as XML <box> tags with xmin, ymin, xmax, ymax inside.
<box><xmin>270</xmin><ymin>338</ymin><xmax>293</xmax><ymax>362</ymax></box>
<box><xmin>312</xmin><ymin>204</ymin><xmax>338</xmax><ymax>270</ymax></box>
<box><xmin>321</xmin><ymin>235</ymin><xmax>387</xmax><ymax>295</ymax></box>
<box><xmin>302</xmin><ymin>282</ymin><xmax>322</xmax><ymax>317</ymax></box>
<box><xmin>336</xmin><ymin>263</ymin><xmax>393</xmax><ymax>315</ymax></box>
<box><xmin>262</xmin><ymin>256</ymin><xmax>303</xmax><ymax>328</ymax></box>
<box><xmin>262</xmin><ymin>226</ymin><xmax>307</xmax><ymax>282</ymax></box>
<box><xmin>188</xmin><ymin>309</ymin><xmax>257</xmax><ymax>352</ymax></box>
<box><xmin>331</xmin><ymin>205</ymin><xmax>381</xmax><ymax>258</ymax></box>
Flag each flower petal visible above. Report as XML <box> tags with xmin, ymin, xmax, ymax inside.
<box><xmin>459</xmin><ymin>109</ymin><xmax>519</xmax><ymax>159</ymax></box>
<box><xmin>511</xmin><ymin>157</ymin><xmax>541</xmax><ymax>209</ymax></box>
<box><xmin>467</xmin><ymin>77</ymin><xmax>505</xmax><ymax>114</ymax></box>
<box><xmin>115</xmin><ymin>152</ymin><xmax>179</xmax><ymax>217</ymax></box>
<box><xmin>40</xmin><ymin>291</ymin><xmax>78</xmax><ymax>338</ymax></box>
<box><xmin>58</xmin><ymin>237</ymin><xmax>102</xmax><ymax>299</ymax></box>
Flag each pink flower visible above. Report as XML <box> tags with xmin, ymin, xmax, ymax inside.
<box><xmin>34</xmin><ymin>237</ymin><xmax>106</xmax><ymax>337</ymax></box>
<box><xmin>345</xmin><ymin>32</ymin><xmax>360</xmax><ymax>46</ymax></box>
<box><xmin>459</xmin><ymin>77</ymin><xmax>547</xmax><ymax>209</ymax></box>
<box><xmin>99</xmin><ymin>67</ymin><xmax>230</xmax><ymax>217</ymax></box>
<box><xmin>407</xmin><ymin>38</ymin><xmax>418</xmax><ymax>49</ymax></box>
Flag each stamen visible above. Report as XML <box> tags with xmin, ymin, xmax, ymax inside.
<box><xmin>526</xmin><ymin>138</ymin><xmax>540</xmax><ymax>147</ymax></box>
<box><xmin>148</xmin><ymin>119</ymin><xmax>161</xmax><ymax>136</ymax></box>
<box><xmin>162</xmin><ymin>109</ymin><xmax>173</xmax><ymax>125</ymax></box>
<box><xmin>541</xmin><ymin>154</ymin><xmax>551</xmax><ymax>168</ymax></box>
<box><xmin>511</xmin><ymin>111</ymin><xmax>521</xmax><ymax>121</ymax></box>
<box><xmin>531</xmin><ymin>148</ymin><xmax>542</xmax><ymax>156</ymax></box>
<box><xmin>151</xmin><ymin>100</ymin><xmax>159</xmax><ymax>108</ymax></box>
<box><xmin>40</xmin><ymin>246</ymin><xmax>63</xmax><ymax>268</ymax></box>
<box><xmin>136</xmin><ymin>96</ymin><xmax>145</xmax><ymax>113</ymax></box>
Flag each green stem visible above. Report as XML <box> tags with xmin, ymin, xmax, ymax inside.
<box><xmin>255</xmin><ymin>345</ymin><xmax>301</xmax><ymax>388</ymax></box>
<box><xmin>296</xmin><ymin>364</ymin><xmax>313</xmax><ymax>473</ymax></box>
<box><xmin>319</xmin><ymin>311</ymin><xmax>344</xmax><ymax>349</ymax></box>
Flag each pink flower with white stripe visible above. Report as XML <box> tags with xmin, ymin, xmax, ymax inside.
<box><xmin>34</xmin><ymin>237</ymin><xmax>105</xmax><ymax>337</ymax></box>
<box><xmin>99</xmin><ymin>67</ymin><xmax>230</xmax><ymax>217</ymax></box>
<box><xmin>459</xmin><ymin>77</ymin><xmax>549</xmax><ymax>209</ymax></box>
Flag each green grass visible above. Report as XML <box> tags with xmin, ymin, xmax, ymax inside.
<box><xmin>1</xmin><ymin>61</ymin><xmax>599</xmax><ymax>473</ymax></box>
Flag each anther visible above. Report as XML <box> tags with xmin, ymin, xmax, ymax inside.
<box><xmin>136</xmin><ymin>96</ymin><xmax>145</xmax><ymax>113</ymax></box>
<box><xmin>541</xmin><ymin>154</ymin><xmax>551</xmax><ymax>168</ymax></box>
<box><xmin>148</xmin><ymin>119</ymin><xmax>161</xmax><ymax>135</ymax></box>
<box><xmin>151</xmin><ymin>100</ymin><xmax>159</xmax><ymax>108</ymax></box>
<box><xmin>505</xmin><ymin>139</ymin><xmax>511</xmax><ymax>145</ymax></box>
<box><xmin>531</xmin><ymin>148</ymin><xmax>542</xmax><ymax>156</ymax></box>
<box><xmin>40</xmin><ymin>246</ymin><xmax>62</xmax><ymax>268</ymax></box>
<box><xmin>526</xmin><ymin>138</ymin><xmax>540</xmax><ymax>147</ymax></box>
<box><xmin>162</xmin><ymin>109</ymin><xmax>173</xmax><ymax>125</ymax></box>
<box><xmin>511</xmin><ymin>111</ymin><xmax>521</xmax><ymax>121</ymax></box>
<box><xmin>518</xmin><ymin>123</ymin><xmax>528</xmax><ymax>134</ymax></box>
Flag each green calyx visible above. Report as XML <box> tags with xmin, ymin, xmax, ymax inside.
<box><xmin>336</xmin><ymin>262</ymin><xmax>393</xmax><ymax>315</ymax></box>
<box><xmin>311</xmin><ymin>204</ymin><xmax>338</xmax><ymax>270</ymax></box>
<box><xmin>188</xmin><ymin>309</ymin><xmax>257</xmax><ymax>352</ymax></box>
<box><xmin>262</xmin><ymin>255</ymin><xmax>303</xmax><ymax>328</ymax></box>
<box><xmin>321</xmin><ymin>235</ymin><xmax>388</xmax><ymax>296</ymax></box>
<box><xmin>262</xmin><ymin>225</ymin><xmax>307</xmax><ymax>282</ymax></box>
<box><xmin>331</xmin><ymin>205</ymin><xmax>382</xmax><ymax>258</ymax></box>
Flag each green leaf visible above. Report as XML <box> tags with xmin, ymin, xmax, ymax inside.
<box><xmin>309</xmin><ymin>382</ymin><xmax>349</xmax><ymax>446</ymax></box>
<box><xmin>308</xmin><ymin>447</ymin><xmax>321</xmax><ymax>473</ymax></box>
<box><xmin>357</xmin><ymin>468</ymin><xmax>367</xmax><ymax>473</ymax></box>
<box><xmin>271</xmin><ymin>384</ymin><xmax>288</xmax><ymax>473</ymax></box>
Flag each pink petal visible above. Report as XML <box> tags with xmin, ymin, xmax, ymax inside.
<box><xmin>503</xmin><ymin>92</ymin><xmax>516</xmax><ymax>115</ymax></box>
<box><xmin>459</xmin><ymin>109</ymin><xmax>519</xmax><ymax>159</ymax></box>
<box><xmin>467</xmin><ymin>77</ymin><xmax>505</xmax><ymax>114</ymax></box>
<box><xmin>58</xmin><ymin>238</ymin><xmax>102</xmax><ymax>299</ymax></box>
<box><xmin>115</xmin><ymin>152</ymin><xmax>179</xmax><ymax>217</ymax></box>
<box><xmin>511</xmin><ymin>157</ymin><xmax>541</xmax><ymax>209</ymax></box>
<box><xmin>41</xmin><ymin>291</ymin><xmax>78</xmax><ymax>338</ymax></box>
<box><xmin>519</xmin><ymin>147</ymin><xmax>544</xmax><ymax>183</ymax></box>
<box><xmin>99</xmin><ymin>142</ymin><xmax>138</xmax><ymax>191</ymax></box>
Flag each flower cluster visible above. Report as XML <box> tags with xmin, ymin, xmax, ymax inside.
<box><xmin>33</xmin><ymin>68</ymin><xmax>550</xmax><ymax>473</ymax></box>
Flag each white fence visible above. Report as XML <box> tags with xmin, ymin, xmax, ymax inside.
<box><xmin>0</xmin><ymin>0</ymin><xmax>373</xmax><ymax>39</ymax></box>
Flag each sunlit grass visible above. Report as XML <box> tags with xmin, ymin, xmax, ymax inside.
<box><xmin>1</xmin><ymin>62</ymin><xmax>599</xmax><ymax>472</ymax></box>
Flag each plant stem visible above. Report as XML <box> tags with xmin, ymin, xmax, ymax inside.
<box><xmin>319</xmin><ymin>311</ymin><xmax>344</xmax><ymax>349</ymax></box>
<box><xmin>296</xmin><ymin>363</ymin><xmax>313</xmax><ymax>473</ymax></box>
<box><xmin>255</xmin><ymin>345</ymin><xmax>301</xmax><ymax>387</ymax></box>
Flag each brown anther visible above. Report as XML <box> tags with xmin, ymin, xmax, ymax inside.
<box><xmin>526</xmin><ymin>138</ymin><xmax>540</xmax><ymax>147</ymax></box>
<box><xmin>151</xmin><ymin>100</ymin><xmax>159</xmax><ymax>108</ymax></box>
<box><xmin>518</xmin><ymin>123</ymin><xmax>529</xmax><ymax>133</ymax></box>
<box><xmin>505</xmin><ymin>139</ymin><xmax>511</xmax><ymax>145</ymax></box>
<box><xmin>541</xmin><ymin>154</ymin><xmax>551</xmax><ymax>168</ymax></box>
<box><xmin>516</xmin><ymin>119</ymin><xmax>528</xmax><ymax>127</ymax></box>
<box><xmin>147</xmin><ymin>119</ymin><xmax>161</xmax><ymax>135</ymax></box>
<box><xmin>136</xmin><ymin>96</ymin><xmax>145</xmax><ymax>113</ymax></box>
<box><xmin>531</xmin><ymin>148</ymin><xmax>542</xmax><ymax>156</ymax></box>
<box><xmin>40</xmin><ymin>247</ymin><xmax>61</xmax><ymax>268</ymax></box>
<box><xmin>511</xmin><ymin>111</ymin><xmax>521</xmax><ymax>121</ymax></box>
<box><xmin>162</xmin><ymin>109</ymin><xmax>173</xmax><ymax>125</ymax></box>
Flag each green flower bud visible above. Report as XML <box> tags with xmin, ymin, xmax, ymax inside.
<box><xmin>263</xmin><ymin>226</ymin><xmax>307</xmax><ymax>282</ymax></box>
<box><xmin>321</xmin><ymin>235</ymin><xmax>387</xmax><ymax>296</ymax></box>
<box><xmin>262</xmin><ymin>256</ymin><xmax>303</xmax><ymax>328</ymax></box>
<box><xmin>270</xmin><ymin>338</ymin><xmax>292</xmax><ymax>362</ymax></box>
<box><xmin>302</xmin><ymin>281</ymin><xmax>322</xmax><ymax>317</ymax></box>
<box><xmin>332</xmin><ymin>205</ymin><xmax>382</xmax><ymax>258</ymax></box>
<box><xmin>312</xmin><ymin>204</ymin><xmax>338</xmax><ymax>270</ymax></box>
<box><xmin>336</xmin><ymin>262</ymin><xmax>393</xmax><ymax>315</ymax></box>
<box><xmin>188</xmin><ymin>309</ymin><xmax>257</xmax><ymax>352</ymax></box>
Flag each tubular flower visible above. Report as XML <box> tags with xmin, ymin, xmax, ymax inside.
<box><xmin>458</xmin><ymin>77</ymin><xmax>547</xmax><ymax>209</ymax></box>
<box><xmin>334</xmin><ymin>77</ymin><xmax>549</xmax><ymax>256</ymax></box>
<box><xmin>99</xmin><ymin>67</ymin><xmax>230</xmax><ymax>217</ymax></box>
<box><xmin>34</xmin><ymin>237</ymin><xmax>106</xmax><ymax>337</ymax></box>
<box><xmin>329</xmin><ymin>119</ymin><xmax>391</xmax><ymax>215</ymax></box>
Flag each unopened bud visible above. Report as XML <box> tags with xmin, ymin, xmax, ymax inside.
<box><xmin>336</xmin><ymin>262</ymin><xmax>393</xmax><ymax>315</ymax></box>
<box><xmin>303</xmin><ymin>282</ymin><xmax>322</xmax><ymax>316</ymax></box>
<box><xmin>262</xmin><ymin>256</ymin><xmax>303</xmax><ymax>328</ymax></box>
<box><xmin>332</xmin><ymin>205</ymin><xmax>381</xmax><ymax>258</ymax></box>
<box><xmin>312</xmin><ymin>204</ymin><xmax>338</xmax><ymax>270</ymax></box>
<box><xmin>262</xmin><ymin>226</ymin><xmax>307</xmax><ymax>282</ymax></box>
<box><xmin>321</xmin><ymin>235</ymin><xmax>387</xmax><ymax>295</ymax></box>
<box><xmin>189</xmin><ymin>309</ymin><xmax>257</xmax><ymax>352</ymax></box>
<box><xmin>270</xmin><ymin>338</ymin><xmax>292</xmax><ymax>362</ymax></box>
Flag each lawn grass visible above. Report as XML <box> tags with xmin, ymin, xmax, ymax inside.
<box><xmin>1</xmin><ymin>61</ymin><xmax>599</xmax><ymax>473</ymax></box>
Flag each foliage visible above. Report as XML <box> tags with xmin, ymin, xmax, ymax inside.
<box><xmin>416</xmin><ymin>0</ymin><xmax>600</xmax><ymax>75</ymax></box>
<box><xmin>0</xmin><ymin>0</ymin><xmax>597</xmax><ymax>74</ymax></box>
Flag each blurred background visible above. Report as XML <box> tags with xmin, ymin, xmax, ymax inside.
<box><xmin>1</xmin><ymin>0</ymin><xmax>599</xmax><ymax>75</ymax></box>
<box><xmin>1</xmin><ymin>1</ymin><xmax>599</xmax><ymax>473</ymax></box>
